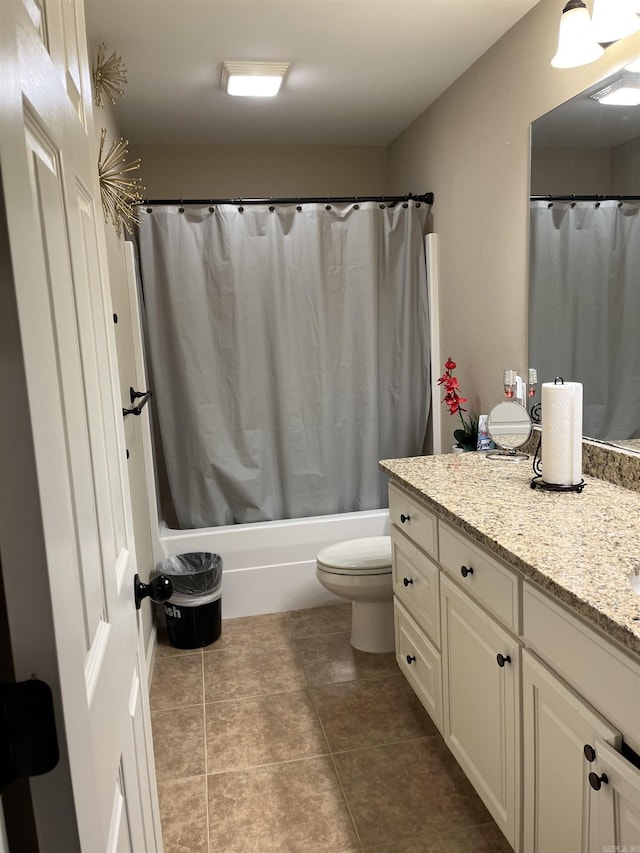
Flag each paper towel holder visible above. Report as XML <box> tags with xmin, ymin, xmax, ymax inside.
<box><xmin>530</xmin><ymin>377</ymin><xmax>585</xmax><ymax>493</ymax></box>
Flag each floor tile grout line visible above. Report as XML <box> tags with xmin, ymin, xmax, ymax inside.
<box><xmin>326</xmin><ymin>748</ymin><xmax>365</xmax><ymax>850</ymax></box>
<box><xmin>150</xmin><ymin>700</ymin><xmax>205</xmax><ymax>714</ymax></box>
<box><xmin>202</xmin><ymin>750</ymin><xmax>348</xmax><ymax>777</ymax></box>
<box><xmin>201</xmin><ymin>654</ymin><xmax>212</xmax><ymax>853</ymax></box>
<box><xmin>328</xmin><ymin>733</ymin><xmax>438</xmax><ymax>758</ymax></box>
<box><xmin>204</xmin><ymin>748</ymin><xmax>333</xmax><ymax>778</ymax></box>
<box><xmin>155</xmin><ymin>648</ymin><xmax>203</xmax><ymax>660</ymax></box>
<box><xmin>202</xmin><ymin>685</ymin><xmax>317</xmax><ymax>708</ymax></box>
<box><xmin>306</xmin><ymin>686</ymin><xmax>365</xmax><ymax>851</ymax></box>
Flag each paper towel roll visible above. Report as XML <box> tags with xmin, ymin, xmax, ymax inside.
<box><xmin>541</xmin><ymin>381</ymin><xmax>583</xmax><ymax>486</ymax></box>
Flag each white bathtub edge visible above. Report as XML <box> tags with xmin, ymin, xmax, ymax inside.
<box><xmin>157</xmin><ymin>508</ymin><xmax>389</xmax><ymax>618</ymax></box>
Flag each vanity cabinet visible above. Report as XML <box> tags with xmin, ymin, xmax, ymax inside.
<box><xmin>387</xmin><ymin>476</ymin><xmax>640</xmax><ymax>853</ymax></box>
<box><xmin>440</xmin><ymin>562</ymin><xmax>521</xmax><ymax>848</ymax></box>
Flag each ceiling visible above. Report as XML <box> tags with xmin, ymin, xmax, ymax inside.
<box><xmin>84</xmin><ymin>0</ymin><xmax>540</xmax><ymax>147</ymax></box>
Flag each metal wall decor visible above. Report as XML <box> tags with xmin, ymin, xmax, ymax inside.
<box><xmin>97</xmin><ymin>129</ymin><xmax>144</xmax><ymax>235</ymax></box>
<box><xmin>93</xmin><ymin>42</ymin><xmax>127</xmax><ymax>108</ymax></box>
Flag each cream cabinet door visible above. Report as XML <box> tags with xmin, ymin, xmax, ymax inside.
<box><xmin>522</xmin><ymin>650</ymin><xmax>620</xmax><ymax>853</ymax></box>
<box><xmin>440</xmin><ymin>574</ymin><xmax>520</xmax><ymax>849</ymax></box>
<box><xmin>588</xmin><ymin>739</ymin><xmax>640</xmax><ymax>852</ymax></box>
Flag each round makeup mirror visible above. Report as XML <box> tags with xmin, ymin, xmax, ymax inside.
<box><xmin>486</xmin><ymin>401</ymin><xmax>532</xmax><ymax>461</ymax></box>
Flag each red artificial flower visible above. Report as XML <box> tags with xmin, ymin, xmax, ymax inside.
<box><xmin>440</xmin><ymin>358</ymin><xmax>477</xmax><ymax>450</ymax></box>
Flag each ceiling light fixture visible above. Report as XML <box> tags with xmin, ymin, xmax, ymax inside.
<box><xmin>551</xmin><ymin>0</ymin><xmax>640</xmax><ymax>69</ymax></box>
<box><xmin>221</xmin><ymin>61</ymin><xmax>289</xmax><ymax>97</ymax></box>
<box><xmin>590</xmin><ymin>70</ymin><xmax>640</xmax><ymax>104</ymax></box>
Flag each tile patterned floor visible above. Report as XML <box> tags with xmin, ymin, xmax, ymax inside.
<box><xmin>150</xmin><ymin>604</ymin><xmax>512</xmax><ymax>853</ymax></box>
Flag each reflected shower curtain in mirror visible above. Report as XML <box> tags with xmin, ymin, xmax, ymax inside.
<box><xmin>529</xmin><ymin>200</ymin><xmax>640</xmax><ymax>441</ymax></box>
<box><xmin>138</xmin><ymin>201</ymin><xmax>430</xmax><ymax>528</ymax></box>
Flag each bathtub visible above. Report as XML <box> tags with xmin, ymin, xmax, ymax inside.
<box><xmin>158</xmin><ymin>508</ymin><xmax>390</xmax><ymax>618</ymax></box>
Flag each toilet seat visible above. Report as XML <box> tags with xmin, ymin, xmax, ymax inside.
<box><xmin>317</xmin><ymin>536</ymin><xmax>392</xmax><ymax>576</ymax></box>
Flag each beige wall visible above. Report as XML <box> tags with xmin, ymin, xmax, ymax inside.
<box><xmin>388</xmin><ymin>1</ymin><xmax>640</xmax><ymax>446</ymax></box>
<box><xmin>611</xmin><ymin>135</ymin><xmax>640</xmax><ymax>194</ymax></box>
<box><xmin>531</xmin><ymin>146</ymin><xmax>611</xmax><ymax>195</ymax></box>
<box><xmin>129</xmin><ymin>143</ymin><xmax>388</xmax><ymax>199</ymax></box>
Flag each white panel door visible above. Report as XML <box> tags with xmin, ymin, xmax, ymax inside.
<box><xmin>0</xmin><ymin>0</ymin><xmax>161</xmax><ymax>849</ymax></box>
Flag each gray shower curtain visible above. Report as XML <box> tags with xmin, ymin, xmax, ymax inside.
<box><xmin>529</xmin><ymin>200</ymin><xmax>640</xmax><ymax>441</ymax></box>
<box><xmin>138</xmin><ymin>201</ymin><xmax>430</xmax><ymax>528</ymax></box>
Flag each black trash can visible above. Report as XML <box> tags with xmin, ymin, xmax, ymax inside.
<box><xmin>158</xmin><ymin>553</ymin><xmax>223</xmax><ymax>649</ymax></box>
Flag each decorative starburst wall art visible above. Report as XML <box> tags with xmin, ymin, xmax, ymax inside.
<box><xmin>93</xmin><ymin>42</ymin><xmax>127</xmax><ymax>108</ymax></box>
<box><xmin>98</xmin><ymin>129</ymin><xmax>144</xmax><ymax>236</ymax></box>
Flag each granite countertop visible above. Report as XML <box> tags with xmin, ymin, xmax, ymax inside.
<box><xmin>379</xmin><ymin>453</ymin><xmax>640</xmax><ymax>658</ymax></box>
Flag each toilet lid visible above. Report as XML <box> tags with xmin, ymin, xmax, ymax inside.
<box><xmin>317</xmin><ymin>536</ymin><xmax>392</xmax><ymax>572</ymax></box>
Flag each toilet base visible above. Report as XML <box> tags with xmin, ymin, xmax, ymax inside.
<box><xmin>351</xmin><ymin>599</ymin><xmax>395</xmax><ymax>654</ymax></box>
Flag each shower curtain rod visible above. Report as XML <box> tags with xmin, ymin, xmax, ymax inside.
<box><xmin>531</xmin><ymin>194</ymin><xmax>640</xmax><ymax>202</ymax></box>
<box><xmin>141</xmin><ymin>192</ymin><xmax>434</xmax><ymax>207</ymax></box>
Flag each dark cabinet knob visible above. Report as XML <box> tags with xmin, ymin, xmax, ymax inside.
<box><xmin>134</xmin><ymin>574</ymin><xmax>173</xmax><ymax>610</ymax></box>
<box><xmin>496</xmin><ymin>653</ymin><xmax>512</xmax><ymax>668</ymax></box>
<box><xmin>406</xmin><ymin>654</ymin><xmax>416</xmax><ymax>664</ymax></box>
<box><xmin>400</xmin><ymin>513</ymin><xmax>410</xmax><ymax>524</ymax></box>
<box><xmin>403</xmin><ymin>577</ymin><xmax>414</xmax><ymax>587</ymax></box>
<box><xmin>583</xmin><ymin>744</ymin><xmax>596</xmax><ymax>763</ymax></box>
<box><xmin>588</xmin><ymin>771</ymin><xmax>608</xmax><ymax>791</ymax></box>
<box><xmin>460</xmin><ymin>565</ymin><xmax>474</xmax><ymax>578</ymax></box>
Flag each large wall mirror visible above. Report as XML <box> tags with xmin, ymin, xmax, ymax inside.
<box><xmin>529</xmin><ymin>69</ymin><xmax>640</xmax><ymax>453</ymax></box>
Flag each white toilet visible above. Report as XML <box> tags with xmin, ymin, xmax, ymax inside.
<box><xmin>316</xmin><ymin>536</ymin><xmax>395</xmax><ymax>654</ymax></box>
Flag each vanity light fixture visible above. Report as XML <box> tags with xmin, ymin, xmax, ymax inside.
<box><xmin>590</xmin><ymin>70</ymin><xmax>640</xmax><ymax>104</ymax></box>
<box><xmin>591</xmin><ymin>0</ymin><xmax>640</xmax><ymax>43</ymax></box>
<box><xmin>551</xmin><ymin>0</ymin><xmax>604</xmax><ymax>68</ymax></box>
<box><xmin>626</xmin><ymin>56</ymin><xmax>640</xmax><ymax>71</ymax></box>
<box><xmin>221</xmin><ymin>61</ymin><xmax>289</xmax><ymax>97</ymax></box>
<box><xmin>551</xmin><ymin>0</ymin><xmax>640</xmax><ymax>69</ymax></box>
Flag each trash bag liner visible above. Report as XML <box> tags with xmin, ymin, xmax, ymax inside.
<box><xmin>158</xmin><ymin>552</ymin><xmax>222</xmax><ymax>597</ymax></box>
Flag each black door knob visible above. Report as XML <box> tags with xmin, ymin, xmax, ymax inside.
<box><xmin>588</xmin><ymin>771</ymin><xmax>608</xmax><ymax>791</ymax></box>
<box><xmin>134</xmin><ymin>574</ymin><xmax>173</xmax><ymax>610</ymax></box>
<box><xmin>403</xmin><ymin>577</ymin><xmax>414</xmax><ymax>587</ymax></box>
<box><xmin>583</xmin><ymin>744</ymin><xmax>596</xmax><ymax>763</ymax></box>
<box><xmin>496</xmin><ymin>653</ymin><xmax>512</xmax><ymax>668</ymax></box>
<box><xmin>406</xmin><ymin>654</ymin><xmax>416</xmax><ymax>664</ymax></box>
<box><xmin>400</xmin><ymin>513</ymin><xmax>410</xmax><ymax>523</ymax></box>
<box><xmin>460</xmin><ymin>565</ymin><xmax>474</xmax><ymax>578</ymax></box>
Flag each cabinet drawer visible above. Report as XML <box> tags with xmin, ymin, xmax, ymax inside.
<box><xmin>523</xmin><ymin>582</ymin><xmax>640</xmax><ymax>748</ymax></box>
<box><xmin>392</xmin><ymin>528</ymin><xmax>440</xmax><ymax>648</ymax></box>
<box><xmin>389</xmin><ymin>483</ymin><xmax>437</xmax><ymax>559</ymax></box>
<box><xmin>439</xmin><ymin>521</ymin><xmax>520</xmax><ymax>632</ymax></box>
<box><xmin>395</xmin><ymin>598</ymin><xmax>443</xmax><ymax>733</ymax></box>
